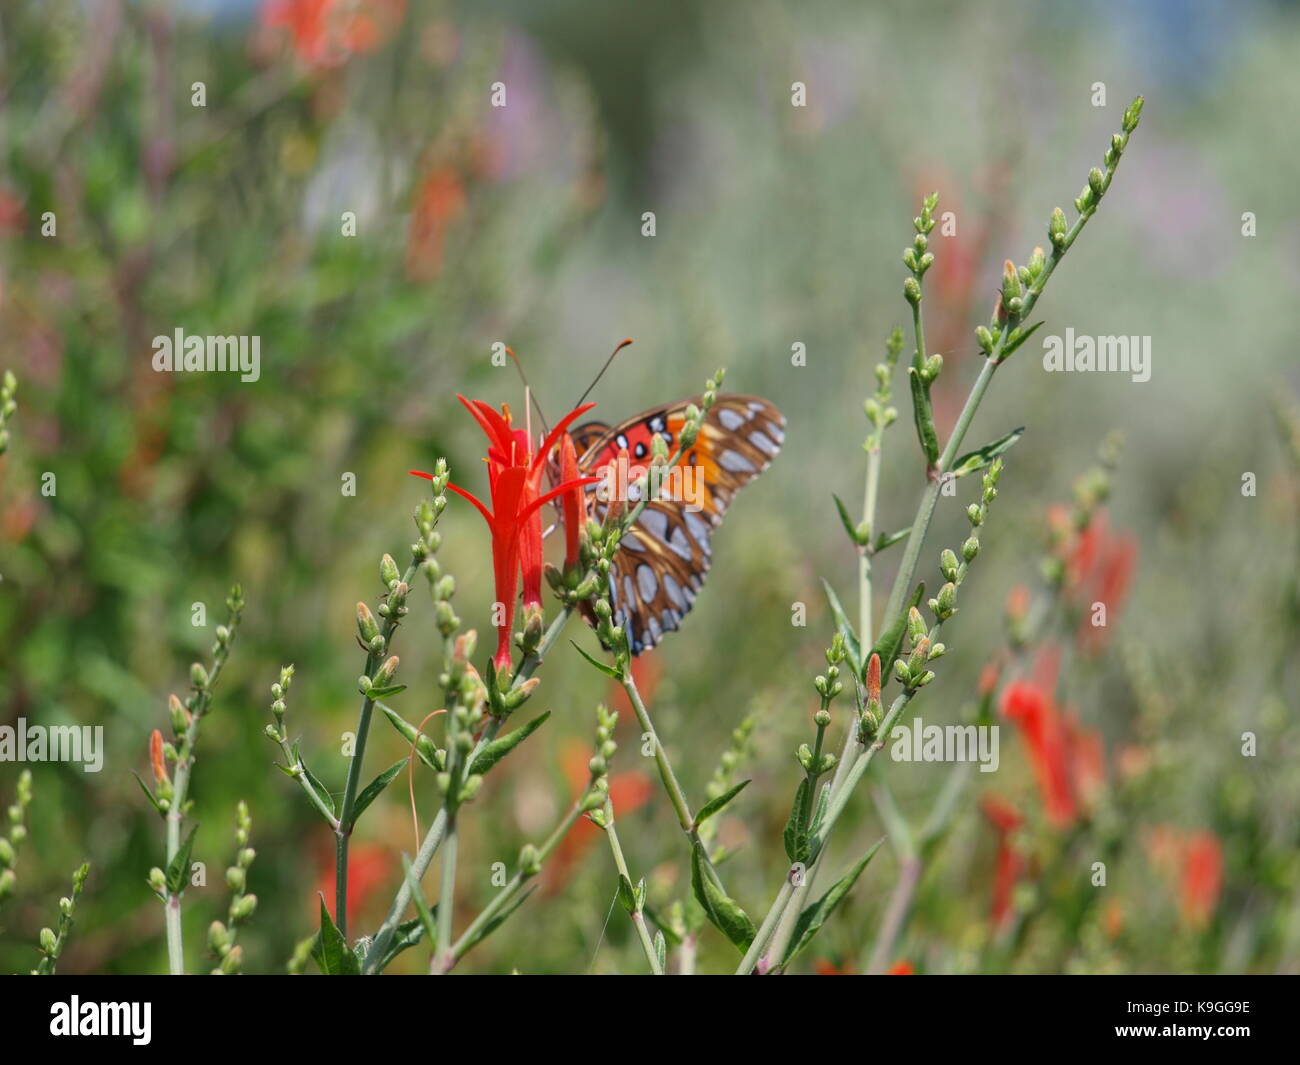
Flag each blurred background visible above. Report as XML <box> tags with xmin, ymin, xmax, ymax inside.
<box><xmin>1</xmin><ymin>0</ymin><xmax>1297</xmax><ymax>974</ymax></box>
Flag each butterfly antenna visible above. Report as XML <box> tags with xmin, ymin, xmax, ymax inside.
<box><xmin>507</xmin><ymin>347</ymin><xmax>551</xmax><ymax>437</ymax></box>
<box><xmin>574</xmin><ymin>338</ymin><xmax>634</xmax><ymax>409</ymax></box>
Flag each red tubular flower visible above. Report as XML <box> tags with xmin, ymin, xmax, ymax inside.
<box><xmin>887</xmin><ymin>960</ymin><xmax>915</xmax><ymax>975</ymax></box>
<box><xmin>413</xmin><ymin>396</ymin><xmax>597</xmax><ymax>671</ymax></box>
<box><xmin>558</xmin><ymin>432</ymin><xmax>587</xmax><ymax>570</ymax></box>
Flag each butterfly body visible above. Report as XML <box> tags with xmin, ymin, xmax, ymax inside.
<box><xmin>566</xmin><ymin>394</ymin><xmax>785</xmax><ymax>655</ymax></box>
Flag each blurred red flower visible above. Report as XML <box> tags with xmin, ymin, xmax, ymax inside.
<box><xmin>315</xmin><ymin>839</ymin><xmax>394</xmax><ymax>926</ymax></box>
<box><xmin>981</xmin><ymin>793</ymin><xmax>1023</xmax><ymax>928</ymax></box>
<box><xmin>405</xmin><ymin>164</ymin><xmax>467</xmax><ymax>280</ymax></box>
<box><xmin>262</xmin><ymin>0</ymin><xmax>406</xmax><ymax>68</ymax></box>
<box><xmin>1146</xmin><ymin>825</ymin><xmax>1224</xmax><ymax>930</ymax></box>
<box><xmin>1000</xmin><ymin>646</ymin><xmax>1106</xmax><ymax>827</ymax></box>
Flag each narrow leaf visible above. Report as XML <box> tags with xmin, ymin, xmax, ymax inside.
<box><xmin>459</xmin><ymin>888</ymin><xmax>536</xmax><ymax>956</ymax></box>
<box><xmin>782</xmin><ymin>838</ymin><xmax>885</xmax><ymax>966</ymax></box>
<box><xmin>865</xmin><ymin>581</ymin><xmax>925</xmax><ymax>687</ymax></box>
<box><xmin>617</xmin><ymin>874</ymin><xmax>637</xmax><ymax>915</ymax></box>
<box><xmin>373</xmin><ymin>918</ymin><xmax>426</xmax><ymax>973</ymax></box>
<box><xmin>570</xmin><ymin>640</ymin><xmax>623</xmax><ymax>680</ymax></box>
<box><xmin>908</xmin><ymin>367</ymin><xmax>940</xmax><ymax>466</ymax></box>
<box><xmin>131</xmin><ymin>771</ymin><xmax>164</xmax><ymax>815</ymax></box>
<box><xmin>301</xmin><ymin>758</ymin><xmax>337</xmax><ymax>817</ymax></box>
<box><xmin>468</xmin><ymin>710</ymin><xmax>551</xmax><ymax>777</ymax></box>
<box><xmin>365</xmin><ymin>684</ymin><xmax>407</xmax><ymax>700</ymax></box>
<box><xmin>950</xmin><ymin>426</ymin><xmax>1025</xmax><ymax>479</ymax></box>
<box><xmin>378</xmin><ymin>703</ymin><xmax>439</xmax><ymax>769</ymax></box>
<box><xmin>690</xmin><ymin>844</ymin><xmax>755</xmax><ymax>953</ymax></box>
<box><xmin>653</xmin><ymin>930</ymin><xmax>667</xmax><ymax>973</ymax></box>
<box><xmin>997</xmin><ymin>320</ymin><xmax>1044</xmax><ymax>362</ymax></box>
<box><xmin>348</xmin><ymin>759</ymin><xmax>407</xmax><ymax>830</ymax></box>
<box><xmin>312</xmin><ymin>896</ymin><xmax>360</xmax><ymax>975</ymax></box>
<box><xmin>819</xmin><ymin>578</ymin><xmax>862</xmax><ymax>673</ymax></box>
<box><xmin>165</xmin><ymin>825</ymin><xmax>198</xmax><ymax>896</ymax></box>
<box><xmin>832</xmin><ymin>494</ymin><xmax>868</xmax><ymax>547</ymax></box>
<box><xmin>694</xmin><ymin>779</ymin><xmax>751</xmax><ymax>828</ymax></box>
<box><xmin>783</xmin><ymin>780</ymin><xmax>810</xmax><ymax>863</ymax></box>
<box><xmin>872</xmin><ymin>526</ymin><xmax>911</xmax><ymax>553</ymax></box>
<box><xmin>402</xmin><ymin>855</ymin><xmax>439</xmax><ymax>955</ymax></box>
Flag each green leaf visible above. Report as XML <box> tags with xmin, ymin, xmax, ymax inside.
<box><xmin>783</xmin><ymin>780</ymin><xmax>810</xmax><ymax>863</ymax></box>
<box><xmin>873</xmin><ymin>526</ymin><xmax>911</xmax><ymax>553</ymax></box>
<box><xmin>809</xmin><ymin>781</ymin><xmax>831</xmax><ymax>836</ymax></box>
<box><xmin>690</xmin><ymin>844</ymin><xmax>755</xmax><ymax>953</ymax></box>
<box><xmin>832</xmin><ymin>494</ymin><xmax>869</xmax><ymax>547</ymax></box>
<box><xmin>908</xmin><ymin>367</ymin><xmax>939</xmax><ymax>467</ymax></box>
<box><xmin>617</xmin><ymin>874</ymin><xmax>637</xmax><ymax>914</ymax></box>
<box><xmin>130</xmin><ymin>771</ymin><xmax>164</xmax><ymax>815</ymax></box>
<box><xmin>458</xmin><ymin>888</ymin><xmax>536</xmax><ymax>956</ymax></box>
<box><xmin>819</xmin><ymin>579</ymin><xmax>862</xmax><ymax>673</ymax></box>
<box><xmin>569</xmin><ymin>640</ymin><xmax>623</xmax><ymax>680</ymax></box>
<box><xmin>864</xmin><ymin>581</ymin><xmax>925</xmax><ymax>686</ymax></box>
<box><xmin>312</xmin><ymin>896</ymin><xmax>360</xmax><ymax>975</ymax></box>
<box><xmin>365</xmin><ymin>684</ymin><xmax>407</xmax><ymax>700</ymax></box>
<box><xmin>643</xmin><ymin>903</ymin><xmax>683</xmax><ymax>947</ymax></box>
<box><xmin>694</xmin><ymin>779</ymin><xmax>751</xmax><ymax>828</ymax></box>
<box><xmin>402</xmin><ymin>855</ymin><xmax>438</xmax><ymax>956</ymax></box>
<box><xmin>372</xmin><ymin>918</ymin><xmax>427</xmax><ymax>973</ymax></box>
<box><xmin>301</xmin><ymin>758</ymin><xmax>337</xmax><ymax>817</ymax></box>
<box><xmin>950</xmin><ymin>426</ymin><xmax>1025</xmax><ymax>479</ymax></box>
<box><xmin>347</xmin><ymin>759</ymin><xmax>407</xmax><ymax>830</ymax></box>
<box><xmin>378</xmin><ymin>703</ymin><xmax>439</xmax><ymax>770</ymax></box>
<box><xmin>165</xmin><ymin>825</ymin><xmax>198</xmax><ymax>896</ymax></box>
<box><xmin>782</xmin><ymin>838</ymin><xmax>885</xmax><ymax>966</ymax></box>
<box><xmin>653</xmin><ymin>930</ymin><xmax>667</xmax><ymax>973</ymax></box>
<box><xmin>468</xmin><ymin>711</ymin><xmax>551</xmax><ymax>777</ymax></box>
<box><xmin>997</xmin><ymin>320</ymin><xmax>1044</xmax><ymax>363</ymax></box>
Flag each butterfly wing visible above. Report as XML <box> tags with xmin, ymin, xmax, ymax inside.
<box><xmin>577</xmin><ymin>394</ymin><xmax>785</xmax><ymax>654</ymax></box>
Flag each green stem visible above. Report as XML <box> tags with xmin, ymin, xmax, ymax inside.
<box><xmin>335</xmin><ymin>557</ymin><xmax>421</xmax><ymax>940</ymax></box>
<box><xmin>735</xmin><ymin>878</ymin><xmax>795</xmax><ymax>975</ymax></box>
<box><xmin>433</xmin><ymin>811</ymin><xmax>458</xmax><ymax>973</ymax></box>
<box><xmin>444</xmin><ymin>785</ymin><xmax>589</xmax><ymax>970</ymax></box>
<box><xmin>604</xmin><ymin>810</ymin><xmax>663</xmax><ymax>974</ymax></box>
<box><xmin>361</xmin><ymin>603</ymin><xmax>574</xmax><ymax>973</ymax></box>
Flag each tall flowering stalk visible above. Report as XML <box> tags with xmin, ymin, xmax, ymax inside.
<box><xmin>739</xmin><ymin>96</ymin><xmax>1145</xmax><ymax>974</ymax></box>
<box><xmin>140</xmin><ymin>585</ymin><xmax>245</xmax><ymax>975</ymax></box>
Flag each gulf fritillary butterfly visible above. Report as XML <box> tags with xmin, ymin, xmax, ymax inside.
<box><xmin>565</xmin><ymin>394</ymin><xmax>786</xmax><ymax>655</ymax></box>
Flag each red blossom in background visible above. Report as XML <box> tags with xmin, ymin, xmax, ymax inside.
<box><xmin>1146</xmin><ymin>825</ymin><xmax>1224</xmax><ymax>930</ymax></box>
<box><xmin>405</xmin><ymin>163</ymin><xmax>467</xmax><ymax>280</ymax></box>
<box><xmin>261</xmin><ymin>0</ymin><xmax>406</xmax><ymax>68</ymax></box>
<box><xmin>1000</xmin><ymin>645</ymin><xmax>1107</xmax><ymax>828</ymax></box>
<box><xmin>887</xmin><ymin>960</ymin><xmax>915</xmax><ymax>975</ymax></box>
<box><xmin>1046</xmin><ymin>507</ymin><xmax>1137</xmax><ymax>652</ymax></box>
<box><xmin>413</xmin><ymin>396</ymin><xmax>596</xmax><ymax>670</ymax></box>
<box><xmin>315</xmin><ymin>839</ymin><xmax>394</xmax><ymax>926</ymax></box>
<box><xmin>981</xmin><ymin>793</ymin><xmax>1024</xmax><ymax>928</ymax></box>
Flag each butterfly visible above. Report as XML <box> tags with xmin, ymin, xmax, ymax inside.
<box><xmin>563</xmin><ymin>394</ymin><xmax>786</xmax><ymax>655</ymax></box>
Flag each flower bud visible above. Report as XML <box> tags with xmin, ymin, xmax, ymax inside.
<box><xmin>380</xmin><ymin>553</ymin><xmax>401</xmax><ymax>589</ymax></box>
<box><xmin>356</xmin><ymin>602</ymin><xmax>380</xmax><ymax>642</ymax></box>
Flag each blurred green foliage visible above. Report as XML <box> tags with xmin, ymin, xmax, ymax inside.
<box><xmin>0</xmin><ymin>0</ymin><xmax>1297</xmax><ymax>974</ymax></box>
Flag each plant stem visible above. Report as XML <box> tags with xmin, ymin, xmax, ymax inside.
<box><xmin>361</xmin><ymin>603</ymin><xmax>574</xmax><ymax>973</ymax></box>
<box><xmin>433</xmin><ymin>811</ymin><xmax>458</xmax><ymax>973</ymax></box>
<box><xmin>735</xmin><ymin>878</ymin><xmax>795</xmax><ymax>975</ymax></box>
<box><xmin>604</xmin><ymin>811</ymin><xmax>663</xmax><ymax>974</ymax></box>
<box><xmin>442</xmin><ymin>785</ymin><xmax>589</xmax><ymax>971</ymax></box>
<box><xmin>335</xmin><ymin>556</ymin><xmax>422</xmax><ymax>940</ymax></box>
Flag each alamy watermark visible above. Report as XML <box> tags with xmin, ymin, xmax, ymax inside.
<box><xmin>151</xmin><ymin>329</ymin><xmax>261</xmax><ymax>382</ymax></box>
<box><xmin>889</xmin><ymin>717</ymin><xmax>999</xmax><ymax>773</ymax></box>
<box><xmin>0</xmin><ymin>718</ymin><xmax>104</xmax><ymax>773</ymax></box>
<box><xmin>1042</xmin><ymin>328</ymin><xmax>1151</xmax><ymax>383</ymax></box>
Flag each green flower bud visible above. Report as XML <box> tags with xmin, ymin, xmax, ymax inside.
<box><xmin>380</xmin><ymin>553</ymin><xmax>401</xmax><ymax>589</ymax></box>
<box><xmin>940</xmin><ymin>548</ymin><xmax>959</xmax><ymax>582</ymax></box>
